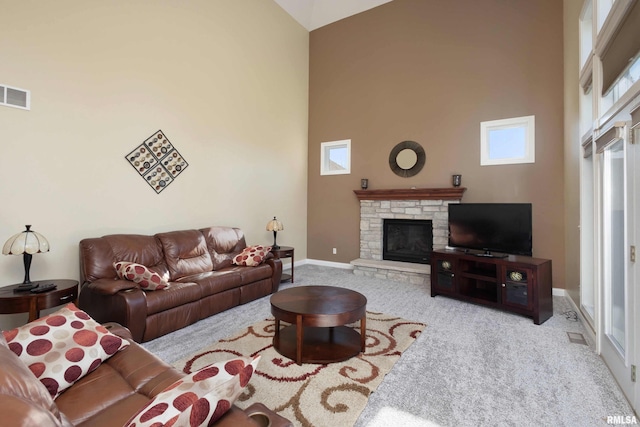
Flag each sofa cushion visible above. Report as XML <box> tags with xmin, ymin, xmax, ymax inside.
<box><xmin>114</xmin><ymin>261</ymin><xmax>171</xmax><ymax>291</ymax></box>
<box><xmin>54</xmin><ymin>337</ymin><xmax>184</xmax><ymax>427</ymax></box>
<box><xmin>79</xmin><ymin>235</ymin><xmax>169</xmax><ymax>284</ymax></box>
<box><xmin>237</xmin><ymin>263</ymin><xmax>273</xmax><ymax>283</ymax></box>
<box><xmin>233</xmin><ymin>245</ymin><xmax>271</xmax><ymax>267</ymax></box>
<box><xmin>124</xmin><ymin>355</ymin><xmax>260</xmax><ymax>427</ymax></box>
<box><xmin>2</xmin><ymin>303</ymin><xmax>129</xmax><ymax>398</ymax></box>
<box><xmin>144</xmin><ymin>282</ymin><xmax>202</xmax><ymax>315</ymax></box>
<box><xmin>176</xmin><ymin>269</ymin><xmax>243</xmax><ymax>297</ymax></box>
<box><xmin>156</xmin><ymin>229</ymin><xmax>214</xmax><ymax>280</ymax></box>
<box><xmin>200</xmin><ymin>226</ymin><xmax>246</xmax><ymax>270</ymax></box>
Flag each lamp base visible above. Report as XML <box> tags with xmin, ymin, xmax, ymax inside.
<box><xmin>23</xmin><ymin>253</ymin><xmax>33</xmax><ymax>284</ymax></box>
<box><xmin>271</xmin><ymin>230</ymin><xmax>281</xmax><ymax>251</ymax></box>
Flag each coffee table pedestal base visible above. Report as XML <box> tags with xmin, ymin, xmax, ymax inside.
<box><xmin>274</xmin><ymin>325</ymin><xmax>363</xmax><ymax>365</ymax></box>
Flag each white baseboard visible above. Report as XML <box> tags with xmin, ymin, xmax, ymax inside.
<box><xmin>303</xmin><ymin>258</ymin><xmax>354</xmax><ymax>270</ymax></box>
<box><xmin>552</xmin><ymin>287</ymin><xmax>567</xmax><ymax>297</ymax></box>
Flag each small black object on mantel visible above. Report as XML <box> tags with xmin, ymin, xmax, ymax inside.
<box><xmin>452</xmin><ymin>174</ymin><xmax>462</xmax><ymax>187</ymax></box>
<box><xmin>361</xmin><ymin>178</ymin><xmax>368</xmax><ymax>190</ymax></box>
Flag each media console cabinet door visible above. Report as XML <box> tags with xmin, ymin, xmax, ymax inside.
<box><xmin>431</xmin><ymin>255</ymin><xmax>458</xmax><ymax>295</ymax></box>
<box><xmin>501</xmin><ymin>267</ymin><xmax>534</xmax><ymax>311</ymax></box>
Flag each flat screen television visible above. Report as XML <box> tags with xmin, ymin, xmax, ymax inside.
<box><xmin>448</xmin><ymin>203</ymin><xmax>532</xmax><ymax>257</ymax></box>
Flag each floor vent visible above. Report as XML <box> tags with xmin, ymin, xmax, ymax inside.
<box><xmin>1</xmin><ymin>84</ymin><xmax>30</xmax><ymax>110</ymax></box>
<box><xmin>567</xmin><ymin>332</ymin><xmax>588</xmax><ymax>345</ymax></box>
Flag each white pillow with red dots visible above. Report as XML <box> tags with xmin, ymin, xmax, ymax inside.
<box><xmin>232</xmin><ymin>245</ymin><xmax>272</xmax><ymax>267</ymax></box>
<box><xmin>114</xmin><ymin>261</ymin><xmax>171</xmax><ymax>290</ymax></box>
<box><xmin>124</xmin><ymin>355</ymin><xmax>260</xmax><ymax>427</ymax></box>
<box><xmin>2</xmin><ymin>303</ymin><xmax>129</xmax><ymax>398</ymax></box>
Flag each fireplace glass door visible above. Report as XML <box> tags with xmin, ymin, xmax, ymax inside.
<box><xmin>383</xmin><ymin>219</ymin><xmax>433</xmax><ymax>264</ymax></box>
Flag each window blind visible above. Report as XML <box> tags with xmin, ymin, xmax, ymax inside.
<box><xmin>601</xmin><ymin>1</ymin><xmax>640</xmax><ymax>95</ymax></box>
<box><xmin>595</xmin><ymin>123</ymin><xmax>625</xmax><ymax>153</ymax></box>
<box><xmin>582</xmin><ymin>134</ymin><xmax>593</xmax><ymax>158</ymax></box>
<box><xmin>632</xmin><ymin>104</ymin><xmax>640</xmax><ymax>128</ymax></box>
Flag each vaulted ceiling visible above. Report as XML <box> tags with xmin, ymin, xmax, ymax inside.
<box><xmin>273</xmin><ymin>0</ymin><xmax>393</xmax><ymax>31</ymax></box>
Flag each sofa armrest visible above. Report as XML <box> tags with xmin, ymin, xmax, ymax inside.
<box><xmin>264</xmin><ymin>257</ymin><xmax>283</xmax><ymax>293</ymax></box>
<box><xmin>0</xmin><ymin>396</ymin><xmax>64</xmax><ymax>427</ymax></box>
<box><xmin>83</xmin><ymin>278</ymin><xmax>138</xmax><ymax>295</ymax></box>
<box><xmin>244</xmin><ymin>402</ymin><xmax>293</xmax><ymax>427</ymax></box>
<box><xmin>103</xmin><ymin>322</ymin><xmax>133</xmax><ymax>341</ymax></box>
<box><xmin>79</xmin><ymin>284</ymin><xmax>148</xmax><ymax>342</ymax></box>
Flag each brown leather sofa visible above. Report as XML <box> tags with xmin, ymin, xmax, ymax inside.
<box><xmin>78</xmin><ymin>226</ymin><xmax>282</xmax><ymax>342</ymax></box>
<box><xmin>0</xmin><ymin>323</ymin><xmax>291</xmax><ymax>427</ymax></box>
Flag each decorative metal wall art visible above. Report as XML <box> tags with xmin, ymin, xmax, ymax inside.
<box><xmin>125</xmin><ymin>130</ymin><xmax>188</xmax><ymax>194</ymax></box>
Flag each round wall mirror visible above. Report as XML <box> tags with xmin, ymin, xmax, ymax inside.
<box><xmin>389</xmin><ymin>141</ymin><xmax>425</xmax><ymax>177</ymax></box>
<box><xmin>396</xmin><ymin>148</ymin><xmax>418</xmax><ymax>169</ymax></box>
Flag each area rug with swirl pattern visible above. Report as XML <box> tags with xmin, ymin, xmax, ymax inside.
<box><xmin>172</xmin><ymin>311</ymin><xmax>425</xmax><ymax>427</ymax></box>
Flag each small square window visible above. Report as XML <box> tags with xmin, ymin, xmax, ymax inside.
<box><xmin>320</xmin><ymin>139</ymin><xmax>351</xmax><ymax>175</ymax></box>
<box><xmin>481</xmin><ymin>116</ymin><xmax>535</xmax><ymax>166</ymax></box>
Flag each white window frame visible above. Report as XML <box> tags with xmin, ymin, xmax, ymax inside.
<box><xmin>320</xmin><ymin>139</ymin><xmax>351</xmax><ymax>175</ymax></box>
<box><xmin>580</xmin><ymin>0</ymin><xmax>594</xmax><ymax>69</ymax></box>
<box><xmin>480</xmin><ymin>115</ymin><xmax>535</xmax><ymax>166</ymax></box>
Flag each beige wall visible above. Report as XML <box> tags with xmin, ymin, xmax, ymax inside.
<box><xmin>308</xmin><ymin>0</ymin><xmax>567</xmax><ymax>288</ymax></box>
<box><xmin>0</xmin><ymin>0</ymin><xmax>309</xmax><ymax>328</ymax></box>
<box><xmin>563</xmin><ymin>0</ymin><xmax>583</xmax><ymax>304</ymax></box>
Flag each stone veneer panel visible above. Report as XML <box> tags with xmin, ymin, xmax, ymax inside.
<box><xmin>353</xmin><ymin>199</ymin><xmax>459</xmax><ymax>285</ymax></box>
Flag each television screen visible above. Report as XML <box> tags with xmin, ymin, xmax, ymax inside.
<box><xmin>448</xmin><ymin>203</ymin><xmax>532</xmax><ymax>256</ymax></box>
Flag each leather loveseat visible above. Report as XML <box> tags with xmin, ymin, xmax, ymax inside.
<box><xmin>78</xmin><ymin>226</ymin><xmax>282</xmax><ymax>342</ymax></box>
<box><xmin>0</xmin><ymin>323</ymin><xmax>291</xmax><ymax>427</ymax></box>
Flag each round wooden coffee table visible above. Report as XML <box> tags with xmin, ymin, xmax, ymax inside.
<box><xmin>270</xmin><ymin>285</ymin><xmax>367</xmax><ymax>365</ymax></box>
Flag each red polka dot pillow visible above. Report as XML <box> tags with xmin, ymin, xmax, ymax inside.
<box><xmin>125</xmin><ymin>355</ymin><xmax>260</xmax><ymax>427</ymax></box>
<box><xmin>114</xmin><ymin>261</ymin><xmax>170</xmax><ymax>290</ymax></box>
<box><xmin>2</xmin><ymin>303</ymin><xmax>129</xmax><ymax>398</ymax></box>
<box><xmin>232</xmin><ymin>245</ymin><xmax>272</xmax><ymax>267</ymax></box>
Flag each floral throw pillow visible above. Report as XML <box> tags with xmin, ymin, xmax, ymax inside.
<box><xmin>2</xmin><ymin>303</ymin><xmax>129</xmax><ymax>398</ymax></box>
<box><xmin>125</xmin><ymin>355</ymin><xmax>260</xmax><ymax>427</ymax></box>
<box><xmin>114</xmin><ymin>261</ymin><xmax>170</xmax><ymax>291</ymax></box>
<box><xmin>232</xmin><ymin>245</ymin><xmax>272</xmax><ymax>267</ymax></box>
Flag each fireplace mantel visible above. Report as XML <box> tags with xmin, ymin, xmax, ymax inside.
<box><xmin>353</xmin><ymin>187</ymin><xmax>466</xmax><ymax>201</ymax></box>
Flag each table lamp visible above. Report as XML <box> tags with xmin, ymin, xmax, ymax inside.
<box><xmin>2</xmin><ymin>225</ymin><xmax>50</xmax><ymax>286</ymax></box>
<box><xmin>266</xmin><ymin>216</ymin><xmax>284</xmax><ymax>250</ymax></box>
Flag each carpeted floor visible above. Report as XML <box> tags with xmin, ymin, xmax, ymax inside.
<box><xmin>143</xmin><ymin>264</ymin><xmax>635</xmax><ymax>427</ymax></box>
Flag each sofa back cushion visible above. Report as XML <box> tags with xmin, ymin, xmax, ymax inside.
<box><xmin>79</xmin><ymin>234</ymin><xmax>168</xmax><ymax>283</ymax></box>
<box><xmin>156</xmin><ymin>229</ymin><xmax>214</xmax><ymax>280</ymax></box>
<box><xmin>0</xmin><ymin>334</ymin><xmax>65</xmax><ymax>426</ymax></box>
<box><xmin>200</xmin><ymin>226</ymin><xmax>247</xmax><ymax>270</ymax></box>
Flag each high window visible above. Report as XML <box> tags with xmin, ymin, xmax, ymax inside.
<box><xmin>480</xmin><ymin>116</ymin><xmax>535</xmax><ymax>166</ymax></box>
<box><xmin>320</xmin><ymin>139</ymin><xmax>351</xmax><ymax>175</ymax></box>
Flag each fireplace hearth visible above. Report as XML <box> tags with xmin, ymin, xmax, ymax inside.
<box><xmin>383</xmin><ymin>219</ymin><xmax>433</xmax><ymax>264</ymax></box>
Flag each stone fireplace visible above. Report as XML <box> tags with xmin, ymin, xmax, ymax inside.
<box><xmin>351</xmin><ymin>188</ymin><xmax>465</xmax><ymax>285</ymax></box>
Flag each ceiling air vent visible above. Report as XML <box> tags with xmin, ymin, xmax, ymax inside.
<box><xmin>1</xmin><ymin>84</ymin><xmax>30</xmax><ymax>110</ymax></box>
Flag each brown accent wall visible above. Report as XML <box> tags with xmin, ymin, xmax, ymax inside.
<box><xmin>308</xmin><ymin>0</ymin><xmax>566</xmax><ymax>287</ymax></box>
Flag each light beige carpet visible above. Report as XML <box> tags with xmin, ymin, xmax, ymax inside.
<box><xmin>173</xmin><ymin>311</ymin><xmax>425</xmax><ymax>427</ymax></box>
